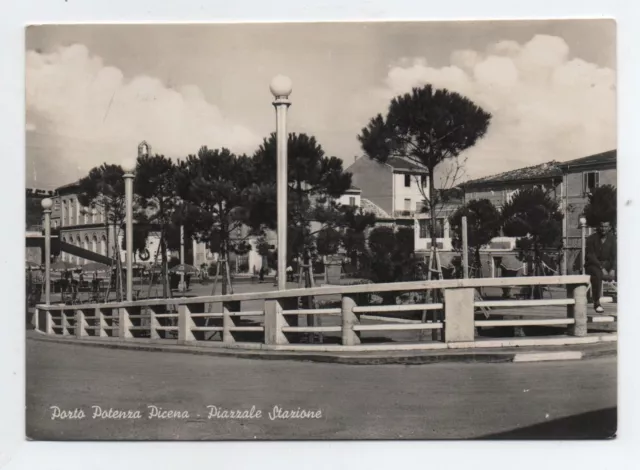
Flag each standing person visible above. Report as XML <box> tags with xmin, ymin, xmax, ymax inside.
<box><xmin>259</xmin><ymin>265</ymin><xmax>265</xmax><ymax>283</ymax></box>
<box><xmin>585</xmin><ymin>220</ymin><xmax>616</xmax><ymax>313</ymax></box>
<box><xmin>286</xmin><ymin>265</ymin><xmax>293</xmax><ymax>282</ymax></box>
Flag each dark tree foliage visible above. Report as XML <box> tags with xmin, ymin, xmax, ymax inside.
<box><xmin>340</xmin><ymin>206</ymin><xmax>377</xmax><ymax>268</ymax></box>
<box><xmin>120</xmin><ymin>223</ymin><xmax>151</xmax><ymax>259</ymax></box>
<box><xmin>367</xmin><ymin>226</ymin><xmax>416</xmax><ymax>285</ymax></box>
<box><xmin>252</xmin><ymin>133</ymin><xmax>353</xmax><ymax>277</ymax></box>
<box><xmin>358</xmin><ymin>85</ymin><xmax>492</xmax><ymax>250</ymax></box>
<box><xmin>177</xmin><ymin>147</ymin><xmax>268</xmax><ymax>293</ymax></box>
<box><xmin>77</xmin><ymin>163</ymin><xmax>126</xmax><ymax>227</ymax></box>
<box><xmin>501</xmin><ymin>187</ymin><xmax>563</xmax><ymax>278</ymax></box>
<box><xmin>449</xmin><ymin>199</ymin><xmax>501</xmax><ymax>275</ymax></box>
<box><xmin>583</xmin><ymin>184</ymin><xmax>616</xmax><ymax>228</ymax></box>
<box><xmin>133</xmin><ymin>154</ymin><xmax>180</xmax><ymax>296</ymax></box>
<box><xmin>26</xmin><ymin>196</ymin><xmax>43</xmax><ymax>229</ymax></box>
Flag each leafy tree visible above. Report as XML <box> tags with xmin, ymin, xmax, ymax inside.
<box><xmin>26</xmin><ymin>195</ymin><xmax>43</xmax><ymax>229</ymax></box>
<box><xmin>252</xmin><ymin>133</ymin><xmax>353</xmax><ymax>285</ymax></box>
<box><xmin>583</xmin><ymin>184</ymin><xmax>616</xmax><ymax>229</ymax></box>
<box><xmin>120</xmin><ymin>222</ymin><xmax>151</xmax><ymax>261</ymax></box>
<box><xmin>501</xmin><ymin>187</ymin><xmax>563</xmax><ymax>285</ymax></box>
<box><xmin>133</xmin><ymin>154</ymin><xmax>181</xmax><ymax>297</ymax></box>
<box><xmin>340</xmin><ymin>206</ymin><xmax>377</xmax><ymax>268</ymax></box>
<box><xmin>177</xmin><ymin>147</ymin><xmax>267</xmax><ymax>294</ymax></box>
<box><xmin>358</xmin><ymin>85</ymin><xmax>492</xmax><ymax>258</ymax></box>
<box><xmin>77</xmin><ymin>163</ymin><xmax>127</xmax><ymax>299</ymax></box>
<box><xmin>449</xmin><ymin>199</ymin><xmax>501</xmax><ymax>276</ymax></box>
<box><xmin>367</xmin><ymin>226</ymin><xmax>415</xmax><ymax>284</ymax></box>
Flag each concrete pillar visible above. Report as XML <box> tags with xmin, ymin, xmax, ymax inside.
<box><xmin>75</xmin><ymin>310</ymin><xmax>87</xmax><ymax>338</ymax></box>
<box><xmin>341</xmin><ymin>294</ymin><xmax>360</xmax><ymax>346</ymax></box>
<box><xmin>124</xmin><ymin>173</ymin><xmax>134</xmax><ymax>301</ymax></box>
<box><xmin>264</xmin><ymin>298</ymin><xmax>289</xmax><ymax>345</ymax></box>
<box><xmin>118</xmin><ymin>307</ymin><xmax>133</xmax><ymax>339</ymax></box>
<box><xmin>178</xmin><ymin>304</ymin><xmax>195</xmax><ymax>342</ymax></box>
<box><xmin>567</xmin><ymin>284</ymin><xmax>588</xmax><ymax>337</ymax></box>
<box><xmin>443</xmin><ymin>287</ymin><xmax>475</xmax><ymax>342</ymax></box>
<box><xmin>270</xmin><ymin>76</ymin><xmax>292</xmax><ymax>291</ymax></box>
<box><xmin>222</xmin><ymin>301</ymin><xmax>240</xmax><ymax>344</ymax></box>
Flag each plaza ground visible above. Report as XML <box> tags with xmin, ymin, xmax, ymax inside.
<box><xmin>26</xmin><ymin>338</ymin><xmax>616</xmax><ymax>440</ymax></box>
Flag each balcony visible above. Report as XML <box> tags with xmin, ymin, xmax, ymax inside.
<box><xmin>393</xmin><ymin>210</ymin><xmax>417</xmax><ymax>218</ymax></box>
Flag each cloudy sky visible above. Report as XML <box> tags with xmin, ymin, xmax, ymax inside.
<box><xmin>25</xmin><ymin>20</ymin><xmax>616</xmax><ymax>190</ymax></box>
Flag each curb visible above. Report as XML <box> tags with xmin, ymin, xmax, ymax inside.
<box><xmin>28</xmin><ymin>334</ymin><xmax>617</xmax><ymax>366</ymax></box>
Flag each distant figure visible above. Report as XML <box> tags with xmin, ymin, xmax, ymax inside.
<box><xmin>585</xmin><ymin>220</ymin><xmax>616</xmax><ymax>313</ymax></box>
<box><xmin>286</xmin><ymin>265</ymin><xmax>294</xmax><ymax>282</ymax></box>
<box><xmin>259</xmin><ymin>266</ymin><xmax>265</xmax><ymax>283</ymax></box>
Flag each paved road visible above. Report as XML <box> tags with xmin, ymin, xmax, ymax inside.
<box><xmin>26</xmin><ymin>339</ymin><xmax>616</xmax><ymax>440</ymax></box>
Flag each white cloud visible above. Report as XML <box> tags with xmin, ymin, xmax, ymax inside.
<box><xmin>362</xmin><ymin>34</ymin><xmax>616</xmax><ymax>181</ymax></box>
<box><xmin>26</xmin><ymin>44</ymin><xmax>261</xmax><ymax>179</ymax></box>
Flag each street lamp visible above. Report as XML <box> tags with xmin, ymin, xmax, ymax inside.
<box><xmin>579</xmin><ymin>216</ymin><xmax>587</xmax><ymax>275</ymax></box>
<box><xmin>124</xmin><ymin>156</ymin><xmax>138</xmax><ymax>302</ymax></box>
<box><xmin>270</xmin><ymin>75</ymin><xmax>292</xmax><ymax>291</ymax></box>
<box><xmin>41</xmin><ymin>197</ymin><xmax>53</xmax><ymax>305</ymax></box>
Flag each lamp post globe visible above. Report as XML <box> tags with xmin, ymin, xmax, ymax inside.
<box><xmin>270</xmin><ymin>75</ymin><xmax>293</xmax><ymax>98</ymax></box>
<box><xmin>41</xmin><ymin>198</ymin><xmax>53</xmax><ymax>210</ymax></box>
<box><xmin>579</xmin><ymin>216</ymin><xmax>587</xmax><ymax>227</ymax></box>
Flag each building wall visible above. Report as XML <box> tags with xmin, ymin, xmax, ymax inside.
<box><xmin>564</xmin><ymin>167</ymin><xmax>617</xmax><ymax>242</ymax></box>
<box><xmin>347</xmin><ymin>158</ymin><xmax>394</xmax><ymax>215</ymax></box>
<box><xmin>465</xmin><ymin>180</ymin><xmax>562</xmax><ymax>210</ymax></box>
<box><xmin>337</xmin><ymin>192</ymin><xmax>361</xmax><ymax>207</ymax></box>
<box><xmin>393</xmin><ymin>173</ymin><xmax>428</xmax><ymax>215</ymax></box>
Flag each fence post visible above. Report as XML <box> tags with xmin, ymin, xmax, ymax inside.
<box><xmin>222</xmin><ymin>301</ymin><xmax>240</xmax><ymax>344</ymax></box>
<box><xmin>97</xmin><ymin>308</ymin><xmax>108</xmax><ymax>337</ymax></box>
<box><xmin>61</xmin><ymin>311</ymin><xmax>70</xmax><ymax>336</ymax></box>
<box><xmin>443</xmin><ymin>287</ymin><xmax>475</xmax><ymax>342</ymax></box>
<box><xmin>178</xmin><ymin>304</ymin><xmax>196</xmax><ymax>343</ymax></box>
<box><xmin>149</xmin><ymin>306</ymin><xmax>160</xmax><ymax>340</ymax></box>
<box><xmin>118</xmin><ymin>307</ymin><xmax>133</xmax><ymax>339</ymax></box>
<box><xmin>341</xmin><ymin>294</ymin><xmax>360</xmax><ymax>346</ymax></box>
<box><xmin>567</xmin><ymin>283</ymin><xmax>588</xmax><ymax>337</ymax></box>
<box><xmin>45</xmin><ymin>309</ymin><xmax>53</xmax><ymax>335</ymax></box>
<box><xmin>75</xmin><ymin>309</ymin><xmax>87</xmax><ymax>338</ymax></box>
<box><xmin>32</xmin><ymin>308</ymin><xmax>39</xmax><ymax>332</ymax></box>
<box><xmin>264</xmin><ymin>298</ymin><xmax>288</xmax><ymax>345</ymax></box>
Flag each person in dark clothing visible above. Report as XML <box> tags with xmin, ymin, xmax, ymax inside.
<box><xmin>259</xmin><ymin>266</ymin><xmax>265</xmax><ymax>283</ymax></box>
<box><xmin>584</xmin><ymin>221</ymin><xmax>616</xmax><ymax>313</ymax></box>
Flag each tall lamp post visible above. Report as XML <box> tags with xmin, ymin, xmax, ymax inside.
<box><xmin>270</xmin><ymin>75</ymin><xmax>292</xmax><ymax>291</ymax></box>
<box><xmin>124</xmin><ymin>172</ymin><xmax>134</xmax><ymax>301</ymax></box>
<box><xmin>41</xmin><ymin>197</ymin><xmax>53</xmax><ymax>305</ymax></box>
<box><xmin>579</xmin><ymin>216</ymin><xmax>587</xmax><ymax>275</ymax></box>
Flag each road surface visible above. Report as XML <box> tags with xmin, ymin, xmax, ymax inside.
<box><xmin>26</xmin><ymin>339</ymin><xmax>616</xmax><ymax>440</ymax></box>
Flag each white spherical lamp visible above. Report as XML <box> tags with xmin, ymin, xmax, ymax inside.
<box><xmin>41</xmin><ymin>198</ymin><xmax>53</xmax><ymax>210</ymax></box>
<box><xmin>579</xmin><ymin>216</ymin><xmax>587</xmax><ymax>227</ymax></box>
<box><xmin>270</xmin><ymin>75</ymin><xmax>293</xmax><ymax>98</ymax></box>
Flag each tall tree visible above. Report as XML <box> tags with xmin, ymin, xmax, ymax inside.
<box><xmin>358</xmin><ymin>85</ymin><xmax>492</xmax><ymax>255</ymax></box>
<box><xmin>77</xmin><ymin>163</ymin><xmax>127</xmax><ymax>299</ymax></box>
<box><xmin>583</xmin><ymin>184</ymin><xmax>617</xmax><ymax>229</ymax></box>
<box><xmin>252</xmin><ymin>132</ymin><xmax>353</xmax><ymax>283</ymax></box>
<box><xmin>133</xmin><ymin>154</ymin><xmax>181</xmax><ymax>297</ymax></box>
<box><xmin>339</xmin><ymin>206</ymin><xmax>377</xmax><ymax>269</ymax></box>
<box><xmin>501</xmin><ymin>187</ymin><xmax>563</xmax><ymax>283</ymax></box>
<box><xmin>177</xmin><ymin>147</ymin><xmax>265</xmax><ymax>294</ymax></box>
<box><xmin>449</xmin><ymin>199</ymin><xmax>501</xmax><ymax>276</ymax></box>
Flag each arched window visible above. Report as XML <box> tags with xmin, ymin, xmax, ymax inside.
<box><xmin>76</xmin><ymin>236</ymin><xmax>83</xmax><ymax>264</ymax></box>
<box><xmin>92</xmin><ymin>235</ymin><xmax>98</xmax><ymax>253</ymax></box>
<box><xmin>61</xmin><ymin>237</ymin><xmax>66</xmax><ymax>261</ymax></box>
<box><xmin>101</xmin><ymin>235</ymin><xmax>107</xmax><ymax>256</ymax></box>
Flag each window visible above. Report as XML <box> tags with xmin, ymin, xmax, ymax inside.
<box><xmin>419</xmin><ymin>219</ymin><xmax>428</xmax><ymax>239</ymax></box>
<box><xmin>419</xmin><ymin>218</ymin><xmax>445</xmax><ymax>239</ymax></box>
<box><xmin>349</xmin><ymin>196</ymin><xmax>356</xmax><ymax>206</ymax></box>
<box><xmin>404</xmin><ymin>174</ymin><xmax>411</xmax><ymax>187</ymax></box>
<box><xmin>420</xmin><ymin>175</ymin><xmax>427</xmax><ymax>188</ymax></box>
<box><xmin>404</xmin><ymin>198</ymin><xmax>411</xmax><ymax>210</ymax></box>
<box><xmin>583</xmin><ymin>171</ymin><xmax>599</xmax><ymax>194</ymax></box>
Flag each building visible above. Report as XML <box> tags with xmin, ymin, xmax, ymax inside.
<box><xmin>50</xmin><ymin>180</ymin><xmax>164</xmax><ymax>266</ymax></box>
<box><xmin>557</xmin><ymin>150</ymin><xmax>617</xmax><ymax>273</ymax></box>
<box><xmin>345</xmin><ymin>156</ymin><xmax>429</xmax><ymax>222</ymax></box>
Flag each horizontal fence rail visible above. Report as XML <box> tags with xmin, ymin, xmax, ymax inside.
<box><xmin>33</xmin><ymin>275</ymin><xmax>605</xmax><ymax>349</ymax></box>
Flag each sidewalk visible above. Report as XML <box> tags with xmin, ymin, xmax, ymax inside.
<box><xmin>27</xmin><ymin>330</ymin><xmax>616</xmax><ymax>365</ymax></box>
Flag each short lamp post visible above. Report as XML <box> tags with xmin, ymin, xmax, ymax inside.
<box><xmin>579</xmin><ymin>216</ymin><xmax>587</xmax><ymax>275</ymax></box>
<box><xmin>270</xmin><ymin>75</ymin><xmax>292</xmax><ymax>291</ymax></box>
<box><xmin>41</xmin><ymin>197</ymin><xmax>53</xmax><ymax>305</ymax></box>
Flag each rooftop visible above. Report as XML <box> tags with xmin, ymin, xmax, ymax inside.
<box><xmin>462</xmin><ymin>161</ymin><xmax>563</xmax><ymax>188</ymax></box>
<box><xmin>556</xmin><ymin>149</ymin><xmax>616</xmax><ymax>168</ymax></box>
<box><xmin>386</xmin><ymin>157</ymin><xmax>429</xmax><ymax>174</ymax></box>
